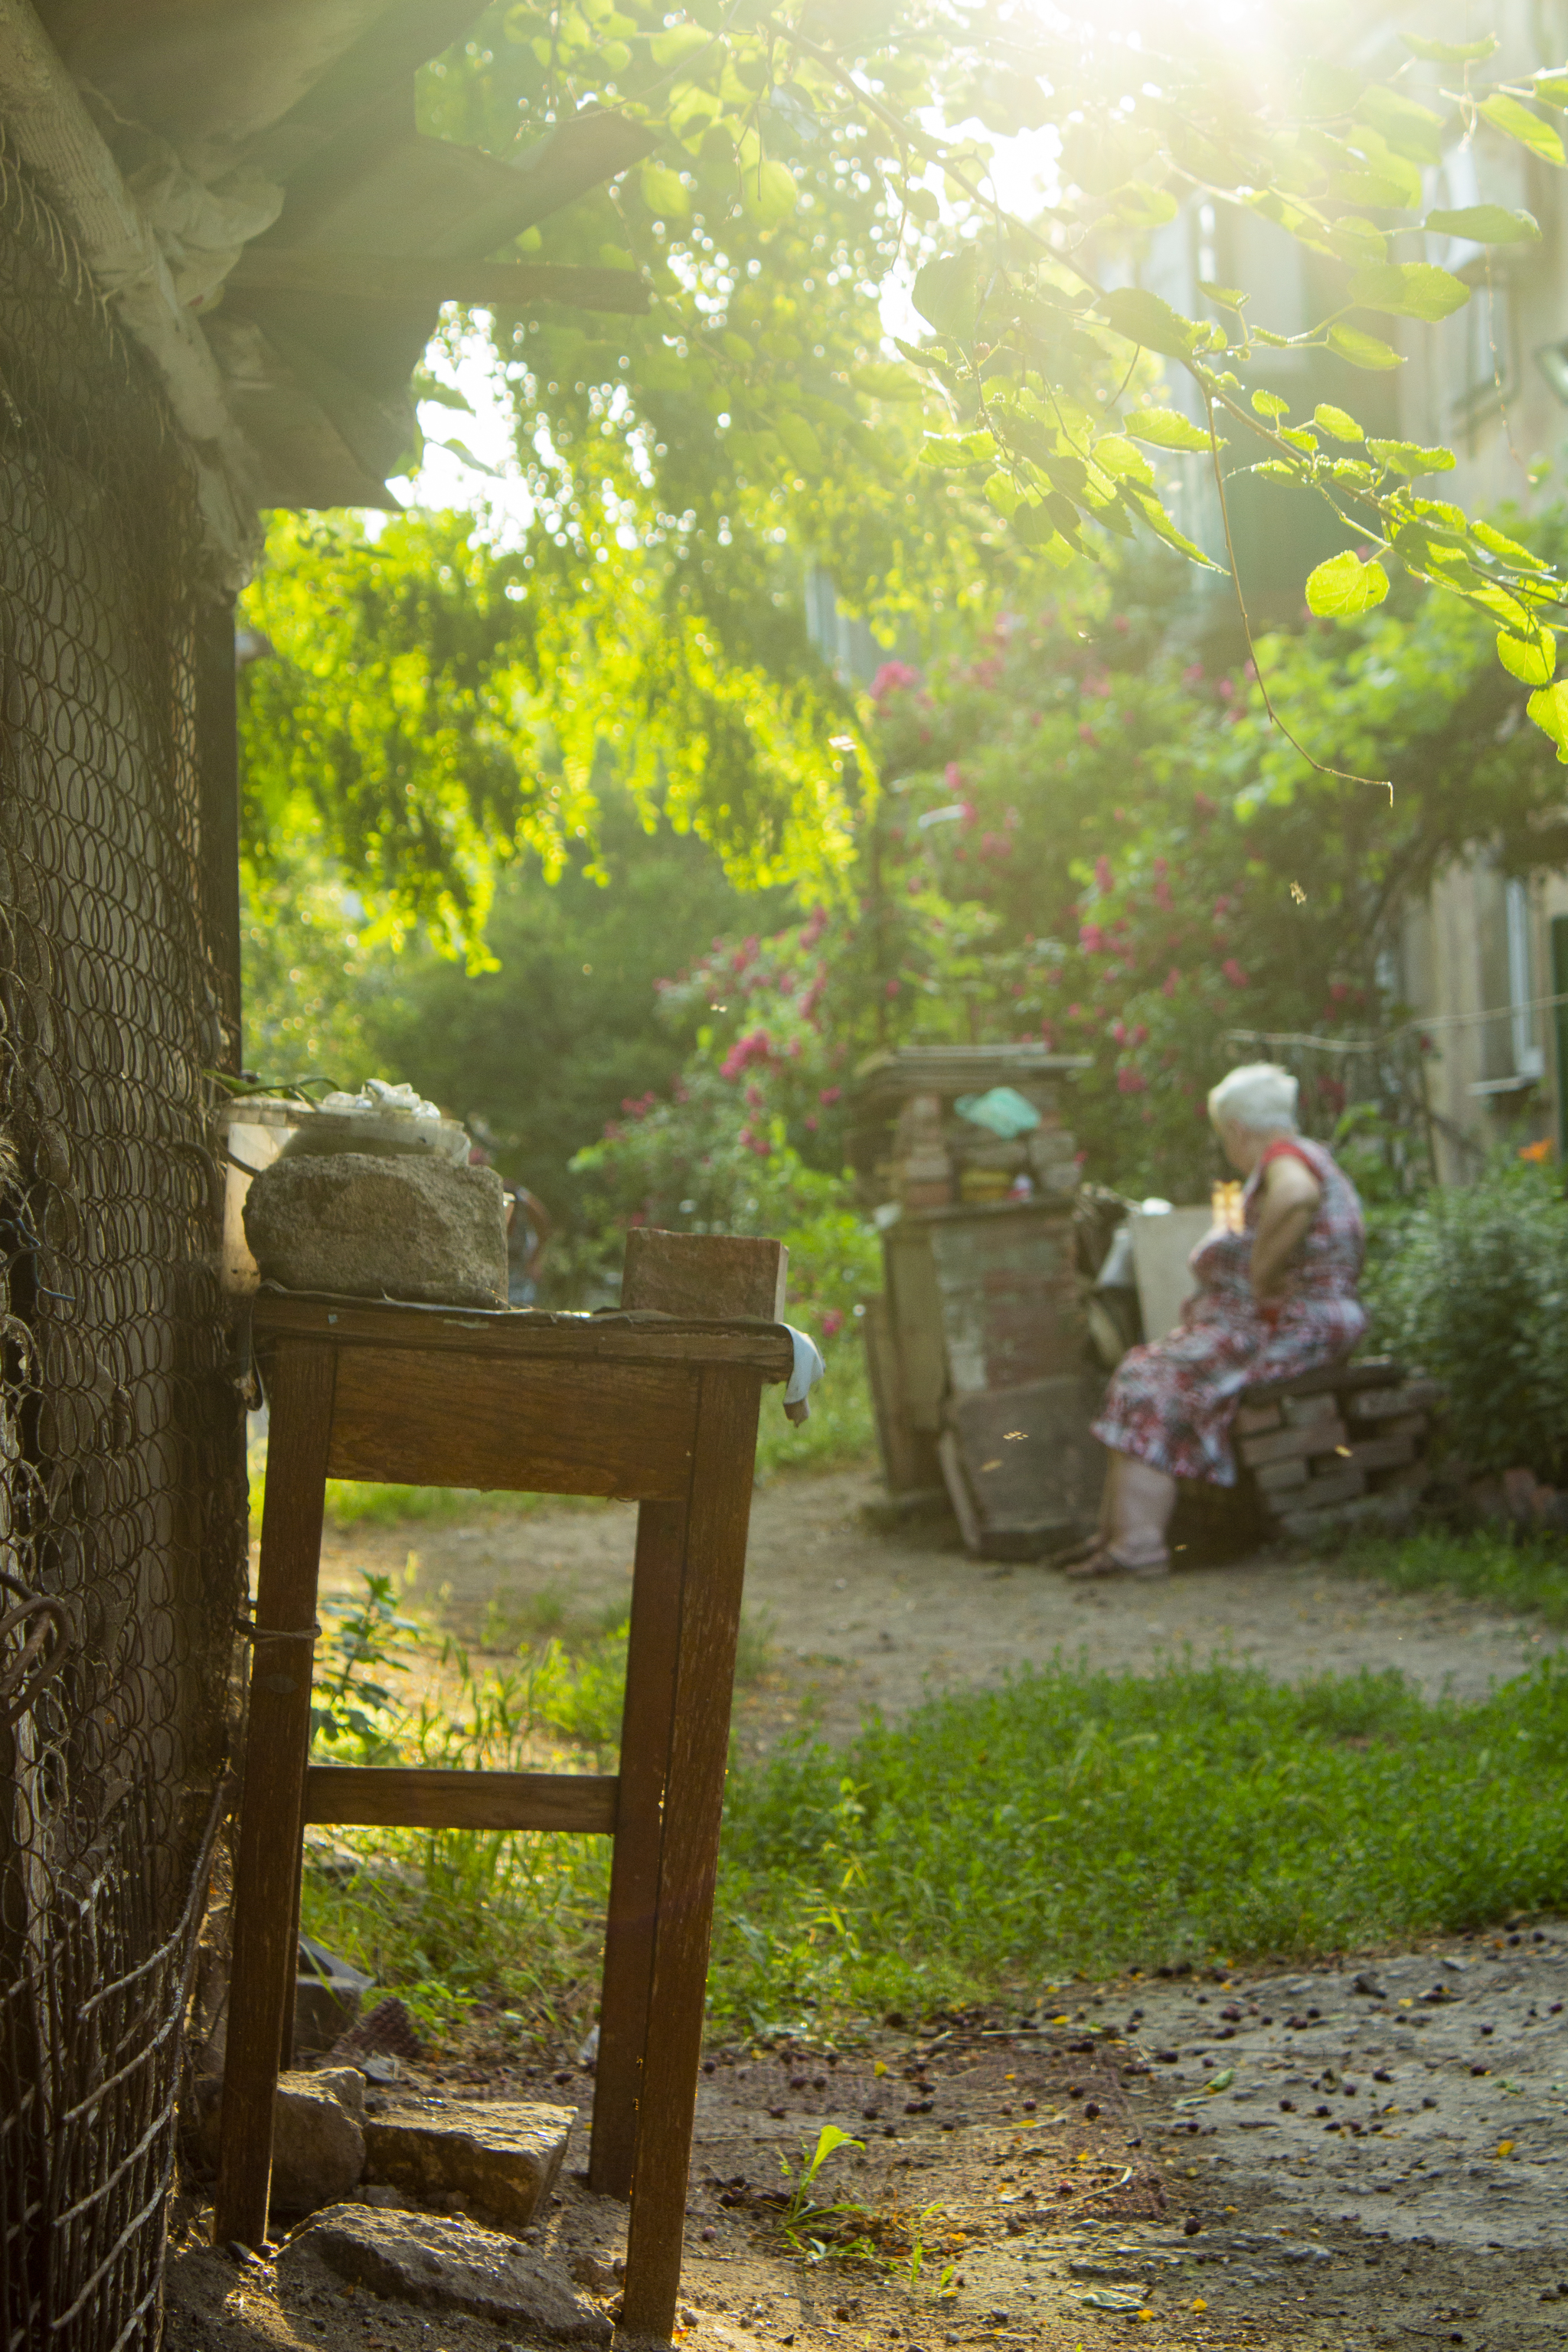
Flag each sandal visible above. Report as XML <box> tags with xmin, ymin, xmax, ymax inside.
<box><xmin>1062</xmin><ymin>1544</ymin><xmax>1171</xmax><ymax>1581</ymax></box>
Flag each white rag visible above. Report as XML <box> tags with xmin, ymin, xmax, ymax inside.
<box><xmin>782</xmin><ymin>1325</ymin><xmax>826</xmax><ymax>1424</ymax></box>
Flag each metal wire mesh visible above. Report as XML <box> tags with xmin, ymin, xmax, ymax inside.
<box><xmin>0</xmin><ymin>127</ymin><xmax>247</xmax><ymax>2350</ymax></box>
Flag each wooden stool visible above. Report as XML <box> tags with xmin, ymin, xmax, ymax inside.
<box><xmin>216</xmin><ymin>1233</ymin><xmax>790</xmax><ymax>2346</ymax></box>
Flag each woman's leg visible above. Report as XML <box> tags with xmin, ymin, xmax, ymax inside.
<box><xmin>1069</xmin><ymin>1450</ymin><xmax>1176</xmax><ymax>1576</ymax></box>
<box><xmin>1108</xmin><ymin>1452</ymin><xmax>1177</xmax><ymax>1566</ymax></box>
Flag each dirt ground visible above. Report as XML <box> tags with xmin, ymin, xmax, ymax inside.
<box><xmin>313</xmin><ymin>1467</ymin><xmax>1551</xmax><ymax>1753</ymax></box>
<box><xmin>168</xmin><ymin>1926</ymin><xmax>1568</xmax><ymax>2352</ymax></box>
<box><xmin>168</xmin><ymin>1466</ymin><xmax>1567</xmax><ymax>2350</ymax></box>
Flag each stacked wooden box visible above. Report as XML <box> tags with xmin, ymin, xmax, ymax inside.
<box><xmin>1233</xmin><ymin>1357</ymin><xmax>1442</xmax><ymax>1539</ymax></box>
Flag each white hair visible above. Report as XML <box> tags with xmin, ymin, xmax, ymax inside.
<box><xmin>1207</xmin><ymin>1062</ymin><xmax>1299</xmax><ymax>1134</ymax></box>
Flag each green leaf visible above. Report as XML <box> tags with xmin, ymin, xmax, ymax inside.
<box><xmin>1471</xmin><ymin>518</ymin><xmax>1549</xmax><ymax>570</ymax></box>
<box><xmin>918</xmin><ymin>431</ymin><xmax>995</xmax><ymax>467</ymax></box>
<box><xmin>1094</xmin><ymin>287</ymin><xmax>1201</xmax><ymax>361</ymax></box>
<box><xmin>1478</xmin><ymin>94</ymin><xmax>1566</xmax><ymax>167</ymax></box>
<box><xmin>743</xmin><ymin>158</ymin><xmax>799</xmax><ymax>227</ymax></box>
<box><xmin>1325</xmin><ymin>216</ymin><xmax>1387</xmax><ymax>267</ymax></box>
<box><xmin>1534</xmin><ymin>70</ymin><xmax>1568</xmax><ymax>108</ymax></box>
<box><xmin>650</xmin><ymin>20</ymin><xmax>710</xmax><ymax>62</ymax></box>
<box><xmin>1353</xmin><ymin>88</ymin><xmax>1446</xmax><ymax>167</ymax></box>
<box><xmin>1527</xmin><ymin>680</ymin><xmax>1568</xmax><ymax>762</ymax></box>
<box><xmin>1120</xmin><ymin>482</ymin><xmax>1225</xmax><ymax>570</ymax></box>
<box><xmin>1498</xmin><ymin>628</ymin><xmax>1557</xmax><ymax>686</ymax></box>
<box><xmin>639</xmin><ymin>162</ymin><xmax>693</xmax><ymax>218</ymax></box>
<box><xmin>1091</xmin><ymin>435</ymin><xmax>1154</xmax><ymax>485</ymax></box>
<box><xmin>1122</xmin><ymin>404</ymin><xmax>1211</xmax><ymax>451</ymax></box>
<box><xmin>1348</xmin><ymin>263</ymin><xmax>1471</xmax><ymax>323</ymax></box>
<box><xmin>773</xmin><ymin>410</ymin><xmax>823</xmax><ymax>472</ymax></box>
<box><xmin>1327</xmin><ymin>322</ymin><xmax>1405</xmax><ymax>371</ymax></box>
<box><xmin>913</xmin><ymin>250</ymin><xmax>979</xmax><ymax>344</ymax></box>
<box><xmin>1251</xmin><ymin>390</ymin><xmax>1289</xmax><ymax>420</ymax></box>
<box><xmin>429</xmin><ymin>436</ymin><xmax>502</xmax><ymax>477</ymax></box>
<box><xmin>1313</xmin><ymin>403</ymin><xmax>1364</xmax><ymax>443</ymax></box>
<box><xmin>1197</xmin><ymin>280</ymin><xmax>1248</xmax><ymax>309</ymax></box>
<box><xmin>985</xmin><ymin>472</ymin><xmax>1021</xmax><ymax>518</ymax></box>
<box><xmin>1366</xmin><ymin>438</ymin><xmax>1457</xmax><ymax>476</ymax></box>
<box><xmin>1403</xmin><ymin>31</ymin><xmax>1498</xmax><ymax>62</ymax></box>
<box><xmin>1305</xmin><ymin>548</ymin><xmax>1390</xmax><ymax>617</ymax></box>
<box><xmin>1425</xmin><ymin>204</ymin><xmax>1542</xmax><ymax>244</ymax></box>
<box><xmin>854</xmin><ymin>361</ymin><xmax>923</xmax><ymax>402</ymax></box>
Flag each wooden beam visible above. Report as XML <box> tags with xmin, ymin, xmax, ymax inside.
<box><xmin>252</xmin><ymin>1291</ymin><xmax>795</xmax><ymax>1380</ymax></box>
<box><xmin>304</xmin><ymin>1765</ymin><xmax>619</xmax><ymax>1834</ymax></box>
<box><xmin>228</xmin><ymin>249</ymin><xmax>650</xmax><ymax>314</ymax></box>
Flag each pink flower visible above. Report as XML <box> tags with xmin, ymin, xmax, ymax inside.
<box><xmin>745</xmin><ymin>1083</ymin><xmax>764</xmax><ymax>1109</ymax></box>
<box><xmin>820</xmin><ymin>1308</ymin><xmax>844</xmax><ymax>1340</ymax></box>
<box><xmin>1183</xmin><ymin>661</ymin><xmax>1205</xmax><ymax>686</ymax></box>
<box><xmin>805</xmin><ymin>1113</ymin><xmax>818</xmax><ymax>1131</ymax></box>
<box><xmin>1194</xmin><ymin>791</ymin><xmax>1217</xmax><ymax>818</ymax></box>
<box><xmin>1093</xmin><ymin>854</ymin><xmax>1114</xmax><ymax>893</ymax></box>
<box><xmin>1223</xmin><ymin>958</ymin><xmax>1250</xmax><ymax>988</ymax></box>
<box><xmin>818</xmin><ymin>1085</ymin><xmax>842</xmax><ymax>1106</ymax></box>
<box><xmin>1079</xmin><ymin>923</ymin><xmax>1109</xmax><ymax>955</ymax></box>
<box><xmin>885</xmin><ymin>978</ymin><xmax>900</xmax><ymax>998</ymax></box>
<box><xmin>749</xmin><ymin>1133</ymin><xmax>771</xmax><ymax>1157</ymax></box>
<box><xmin>1132</xmin><ymin>1022</ymin><xmax>1149</xmax><ymax>1046</ymax></box>
<box><xmin>1112</xmin><ymin>1018</ymin><xmax>1128</xmax><ymax>1045</ymax></box>
<box><xmin>1079</xmin><ymin>723</ymin><xmax>1099</xmax><ymax>746</ymax></box>
<box><xmin>1163</xmin><ymin>966</ymin><xmax>1181</xmax><ymax>998</ymax></box>
<box><xmin>1117</xmin><ymin>1067</ymin><xmax>1148</xmax><ymax>1095</ymax></box>
<box><xmin>872</xmin><ymin>659</ymin><xmax>919</xmax><ymax>701</ymax></box>
<box><xmin>945</xmin><ymin>760</ymin><xmax>964</xmax><ymax>791</ymax></box>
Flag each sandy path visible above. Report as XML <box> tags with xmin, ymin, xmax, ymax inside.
<box><xmin>312</xmin><ymin>1467</ymin><xmax>1553</xmax><ymax>1755</ymax></box>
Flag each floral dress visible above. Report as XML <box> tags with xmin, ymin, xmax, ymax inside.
<box><xmin>1091</xmin><ymin>1135</ymin><xmax>1367</xmax><ymax>1488</ymax></box>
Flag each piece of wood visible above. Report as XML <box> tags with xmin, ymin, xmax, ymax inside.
<box><xmin>621</xmin><ymin>1367</ymin><xmax>762</xmax><ymax>2346</ymax></box>
<box><xmin>590</xmin><ymin>1499</ymin><xmax>688</xmax><ymax>2200</ymax></box>
<box><xmin>1241</xmin><ymin>1355</ymin><xmax>1401</xmax><ymax>1407</ymax></box>
<box><xmin>1233</xmin><ymin>1403</ymin><xmax>1282</xmax><ymax>1436</ymax></box>
<box><xmin>862</xmin><ymin>1293</ymin><xmax>928</xmax><ymax>1496</ymax></box>
<box><xmin>1279</xmin><ymin>1392</ymin><xmax>1341</xmax><ymax>1429</ymax></box>
<box><xmin>941</xmin><ymin>1377</ymin><xmax>1102</xmax><ymax>1556</ymax></box>
<box><xmin>622</xmin><ymin>1229</ymin><xmax>787</xmax><ymax>1321</ymax></box>
<box><xmin>1282</xmin><ymin>1465</ymin><xmax>1367</xmax><ymax>1511</ymax></box>
<box><xmin>228</xmin><ymin>249</ymin><xmax>650</xmax><ymax>313</ymax></box>
<box><xmin>325</xmin><ymin>1346</ymin><xmax>698</xmax><ymax>1498</ymax></box>
<box><xmin>216</xmin><ymin>1339</ymin><xmax>337</xmax><ymax>2247</ymax></box>
<box><xmin>1346</xmin><ymin>1381</ymin><xmax>1444</xmax><ymax>1421</ymax></box>
<box><xmin>1341</xmin><ymin>1433</ymin><xmax>1418</xmax><ymax>1475</ymax></box>
<box><xmin>1253</xmin><ymin>1457</ymin><xmax>1308</xmax><ymax>1493</ymax></box>
<box><xmin>1344</xmin><ymin>1411</ymin><xmax>1426</xmax><ymax>1445</ymax></box>
<box><xmin>936</xmin><ymin>1429</ymin><xmax>982</xmax><ymax>1557</ymax></box>
<box><xmin>303</xmin><ymin>1766</ymin><xmax>619</xmax><ymax>1834</ymax></box>
<box><xmin>1238</xmin><ymin>1419</ymin><xmax>1347</xmax><ymax>1469</ymax></box>
<box><xmin>253</xmin><ymin>1291</ymin><xmax>794</xmax><ymax>1377</ymax></box>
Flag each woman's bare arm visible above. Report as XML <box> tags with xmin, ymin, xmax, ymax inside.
<box><xmin>1250</xmin><ymin>1152</ymin><xmax>1321</xmax><ymax>1302</ymax></box>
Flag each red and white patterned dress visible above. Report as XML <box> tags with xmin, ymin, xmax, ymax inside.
<box><xmin>1091</xmin><ymin>1135</ymin><xmax>1367</xmax><ymax>1488</ymax></box>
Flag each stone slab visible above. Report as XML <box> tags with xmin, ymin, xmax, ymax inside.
<box><xmin>195</xmin><ymin>2068</ymin><xmax>365</xmax><ymax>2213</ymax></box>
<box><xmin>364</xmin><ymin>2099</ymin><xmax>572</xmax><ymax>2231</ymax></box>
<box><xmin>287</xmin><ymin>2204</ymin><xmax>612</xmax><ymax>2340</ymax></box>
<box><xmin>243</xmin><ymin>1151</ymin><xmax>507</xmax><ymax>1308</ymax></box>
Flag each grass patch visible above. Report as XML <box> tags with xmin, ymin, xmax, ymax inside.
<box><xmin>302</xmin><ymin>1630</ymin><xmax>1568</xmax><ymax>2047</ymax></box>
<box><xmin>1338</xmin><ymin>1524</ymin><xmax>1568</xmax><ymax>1628</ymax></box>
<box><xmin>756</xmin><ymin>1338</ymin><xmax>875</xmax><ymax>1483</ymax></box>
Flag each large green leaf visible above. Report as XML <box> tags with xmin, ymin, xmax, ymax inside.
<box><xmin>1326</xmin><ymin>322</ymin><xmax>1405</xmax><ymax>370</ymax></box>
<box><xmin>1122</xmin><ymin>405</ymin><xmax>1213</xmax><ymax>452</ymax></box>
<box><xmin>1353</xmin><ymin>87</ymin><xmax>1446</xmax><ymax>167</ymax></box>
<box><xmin>1305</xmin><ymin>549</ymin><xmax>1390</xmax><ymax>617</ymax></box>
<box><xmin>913</xmin><ymin>250</ymin><xmax>979</xmax><ymax>344</ymax></box>
<box><xmin>1313</xmin><ymin>403</ymin><xmax>1364</xmax><ymax>443</ymax></box>
<box><xmin>1425</xmin><ymin>204</ymin><xmax>1542</xmax><ymax>244</ymax></box>
<box><xmin>1527</xmin><ymin>681</ymin><xmax>1568</xmax><ymax>763</ymax></box>
<box><xmin>1366</xmin><ymin>439</ymin><xmax>1457</xmax><ymax>477</ymax></box>
<box><xmin>639</xmin><ymin>162</ymin><xmax>692</xmax><ymax>218</ymax></box>
<box><xmin>1403</xmin><ymin>31</ymin><xmax>1498</xmax><ymax>61</ymax></box>
<box><xmin>1497</xmin><ymin>629</ymin><xmax>1557</xmax><ymax>687</ymax></box>
<box><xmin>1094</xmin><ymin>288</ymin><xmax>1200</xmax><ymax>361</ymax></box>
<box><xmin>1348</xmin><ymin>263</ymin><xmax>1471</xmax><ymax>322</ymax></box>
<box><xmin>1478</xmin><ymin>94</ymin><xmax>1566</xmax><ymax>167</ymax></box>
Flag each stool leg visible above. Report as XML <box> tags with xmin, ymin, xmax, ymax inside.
<box><xmin>620</xmin><ymin>1367</ymin><xmax>761</xmax><ymax>2344</ymax></box>
<box><xmin>591</xmin><ymin>1498</ymin><xmax>685</xmax><ymax>2200</ymax></box>
<box><xmin>214</xmin><ymin>1341</ymin><xmax>336</xmax><ymax>2247</ymax></box>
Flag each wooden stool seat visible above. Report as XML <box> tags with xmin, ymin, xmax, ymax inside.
<box><xmin>217</xmin><ymin>1248</ymin><xmax>791</xmax><ymax>2347</ymax></box>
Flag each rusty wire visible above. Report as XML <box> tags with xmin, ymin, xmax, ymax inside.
<box><xmin>0</xmin><ymin>125</ymin><xmax>247</xmax><ymax>2350</ymax></box>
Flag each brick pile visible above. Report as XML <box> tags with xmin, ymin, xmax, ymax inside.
<box><xmin>1233</xmin><ymin>1356</ymin><xmax>1442</xmax><ymax>1540</ymax></box>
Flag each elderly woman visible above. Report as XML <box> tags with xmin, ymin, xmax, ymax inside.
<box><xmin>1071</xmin><ymin>1062</ymin><xmax>1367</xmax><ymax>1579</ymax></box>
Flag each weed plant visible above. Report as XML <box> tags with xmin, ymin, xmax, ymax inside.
<box><xmin>1338</xmin><ymin>1526</ymin><xmax>1568</xmax><ymax>1629</ymax></box>
<box><xmin>301</xmin><ymin>1586</ymin><xmax>1568</xmax><ymax>2046</ymax></box>
<box><xmin>710</xmin><ymin>1656</ymin><xmax>1568</xmax><ymax>2030</ymax></box>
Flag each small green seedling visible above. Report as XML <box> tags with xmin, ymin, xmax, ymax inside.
<box><xmin>778</xmin><ymin>2125</ymin><xmax>867</xmax><ymax>2256</ymax></box>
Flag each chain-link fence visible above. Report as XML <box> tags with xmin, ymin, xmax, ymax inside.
<box><xmin>0</xmin><ymin>126</ymin><xmax>247</xmax><ymax>2350</ymax></box>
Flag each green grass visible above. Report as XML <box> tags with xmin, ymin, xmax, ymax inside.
<box><xmin>1338</xmin><ymin>1524</ymin><xmax>1568</xmax><ymax>1628</ymax></box>
<box><xmin>302</xmin><ymin>1636</ymin><xmax>1568</xmax><ymax>2047</ymax></box>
